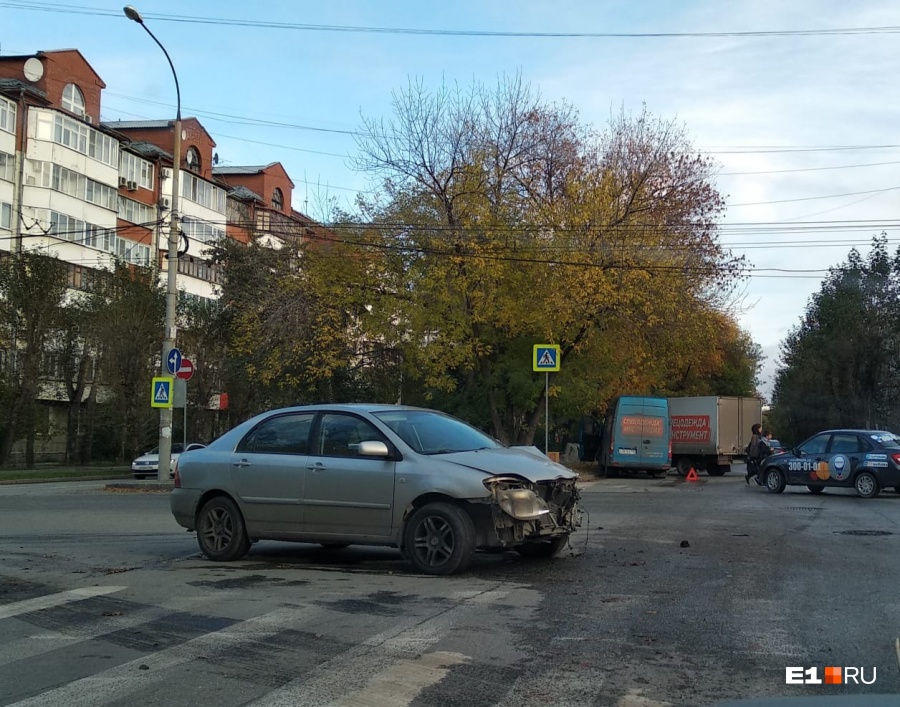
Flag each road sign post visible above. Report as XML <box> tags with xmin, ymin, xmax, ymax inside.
<box><xmin>533</xmin><ymin>345</ymin><xmax>561</xmax><ymax>457</ymax></box>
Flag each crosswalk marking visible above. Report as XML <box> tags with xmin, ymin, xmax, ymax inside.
<box><xmin>7</xmin><ymin>605</ymin><xmax>320</xmax><ymax>707</ymax></box>
<box><xmin>333</xmin><ymin>651</ymin><xmax>467</xmax><ymax>707</ymax></box>
<box><xmin>250</xmin><ymin>586</ymin><xmax>505</xmax><ymax>707</ymax></box>
<box><xmin>0</xmin><ymin>586</ymin><xmax>126</xmax><ymax>621</ymax></box>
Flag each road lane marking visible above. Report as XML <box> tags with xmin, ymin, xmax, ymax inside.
<box><xmin>7</xmin><ymin>605</ymin><xmax>320</xmax><ymax>707</ymax></box>
<box><xmin>332</xmin><ymin>651</ymin><xmax>467</xmax><ymax>707</ymax></box>
<box><xmin>0</xmin><ymin>586</ymin><xmax>126</xmax><ymax>621</ymax></box>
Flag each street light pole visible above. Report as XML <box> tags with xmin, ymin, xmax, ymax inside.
<box><xmin>124</xmin><ymin>5</ymin><xmax>181</xmax><ymax>482</ymax></box>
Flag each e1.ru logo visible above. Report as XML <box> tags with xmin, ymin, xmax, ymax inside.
<box><xmin>786</xmin><ymin>667</ymin><xmax>876</xmax><ymax>685</ymax></box>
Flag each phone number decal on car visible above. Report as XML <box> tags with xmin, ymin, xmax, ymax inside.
<box><xmin>788</xmin><ymin>460</ymin><xmax>817</xmax><ymax>472</ymax></box>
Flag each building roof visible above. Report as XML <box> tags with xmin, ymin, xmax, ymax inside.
<box><xmin>125</xmin><ymin>140</ymin><xmax>173</xmax><ymax>161</ymax></box>
<box><xmin>227</xmin><ymin>185</ymin><xmax>264</xmax><ymax>203</ymax></box>
<box><xmin>102</xmin><ymin>119</ymin><xmax>173</xmax><ymax>130</ymax></box>
<box><xmin>212</xmin><ymin>165</ymin><xmax>269</xmax><ymax>175</ymax></box>
<box><xmin>0</xmin><ymin>78</ymin><xmax>48</xmax><ymax>100</ymax></box>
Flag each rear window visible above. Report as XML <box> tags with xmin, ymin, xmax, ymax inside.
<box><xmin>870</xmin><ymin>433</ymin><xmax>900</xmax><ymax>449</ymax></box>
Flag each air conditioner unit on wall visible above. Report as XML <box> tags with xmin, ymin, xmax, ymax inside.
<box><xmin>84</xmin><ymin>115</ymin><xmax>93</xmax><ymax>124</ymax></box>
<box><xmin>119</xmin><ymin>176</ymin><xmax>127</xmax><ymax>187</ymax></box>
<box><xmin>158</xmin><ymin>197</ymin><xmax>170</xmax><ymax>209</ymax></box>
<box><xmin>126</xmin><ymin>180</ymin><xmax>138</xmax><ymax>191</ymax></box>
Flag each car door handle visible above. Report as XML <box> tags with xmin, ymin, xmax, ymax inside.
<box><xmin>232</xmin><ymin>459</ymin><xmax>251</xmax><ymax>468</ymax></box>
<box><xmin>643</xmin><ymin>439</ymin><xmax>651</xmax><ymax>444</ymax></box>
<box><xmin>307</xmin><ymin>462</ymin><xmax>327</xmax><ymax>472</ymax></box>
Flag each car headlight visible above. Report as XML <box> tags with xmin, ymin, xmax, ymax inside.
<box><xmin>493</xmin><ymin>488</ymin><xmax>550</xmax><ymax>520</ymax></box>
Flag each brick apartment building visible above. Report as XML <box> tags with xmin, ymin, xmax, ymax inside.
<box><xmin>0</xmin><ymin>47</ymin><xmax>330</xmax><ymax>462</ymax></box>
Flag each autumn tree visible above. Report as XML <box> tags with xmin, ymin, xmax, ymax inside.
<box><xmin>353</xmin><ymin>76</ymin><xmax>746</xmax><ymax>444</ymax></box>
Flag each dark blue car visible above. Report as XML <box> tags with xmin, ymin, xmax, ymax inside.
<box><xmin>759</xmin><ymin>429</ymin><xmax>900</xmax><ymax>498</ymax></box>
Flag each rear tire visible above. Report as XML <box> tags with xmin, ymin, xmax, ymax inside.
<box><xmin>403</xmin><ymin>503</ymin><xmax>476</xmax><ymax>575</ymax></box>
<box><xmin>196</xmin><ymin>496</ymin><xmax>251</xmax><ymax>561</ymax></box>
<box><xmin>707</xmin><ymin>465</ymin><xmax>727</xmax><ymax>477</ymax></box>
<box><xmin>765</xmin><ymin>468</ymin><xmax>786</xmax><ymax>494</ymax></box>
<box><xmin>676</xmin><ymin>457</ymin><xmax>692</xmax><ymax>477</ymax></box>
<box><xmin>516</xmin><ymin>535</ymin><xmax>570</xmax><ymax>558</ymax></box>
<box><xmin>854</xmin><ymin>471</ymin><xmax>879</xmax><ymax>499</ymax></box>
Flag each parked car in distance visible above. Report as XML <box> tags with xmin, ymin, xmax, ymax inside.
<box><xmin>170</xmin><ymin>404</ymin><xmax>582</xmax><ymax>575</ymax></box>
<box><xmin>132</xmin><ymin>442</ymin><xmax>207</xmax><ymax>479</ymax></box>
<box><xmin>759</xmin><ymin>429</ymin><xmax>900</xmax><ymax>498</ymax></box>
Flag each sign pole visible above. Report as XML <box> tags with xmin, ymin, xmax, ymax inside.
<box><xmin>183</xmin><ymin>401</ymin><xmax>187</xmax><ymax>450</ymax></box>
<box><xmin>545</xmin><ymin>371</ymin><xmax>549</xmax><ymax>454</ymax></box>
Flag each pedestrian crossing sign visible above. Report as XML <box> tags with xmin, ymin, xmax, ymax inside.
<box><xmin>533</xmin><ymin>344</ymin><xmax>561</xmax><ymax>372</ymax></box>
<box><xmin>151</xmin><ymin>376</ymin><xmax>174</xmax><ymax>408</ymax></box>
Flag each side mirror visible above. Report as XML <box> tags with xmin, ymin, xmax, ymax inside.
<box><xmin>358</xmin><ymin>440</ymin><xmax>390</xmax><ymax>457</ymax></box>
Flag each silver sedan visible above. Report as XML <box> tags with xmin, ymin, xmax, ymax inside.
<box><xmin>171</xmin><ymin>404</ymin><xmax>581</xmax><ymax>575</ymax></box>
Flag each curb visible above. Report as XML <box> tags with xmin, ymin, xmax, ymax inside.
<box><xmin>105</xmin><ymin>482</ymin><xmax>173</xmax><ymax>491</ymax></box>
<box><xmin>0</xmin><ymin>475</ymin><xmax>132</xmax><ymax>486</ymax></box>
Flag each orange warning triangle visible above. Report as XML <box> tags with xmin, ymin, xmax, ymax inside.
<box><xmin>686</xmin><ymin>467</ymin><xmax>699</xmax><ymax>482</ymax></box>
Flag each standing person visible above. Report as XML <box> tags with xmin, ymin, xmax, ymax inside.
<box><xmin>754</xmin><ymin>430</ymin><xmax>772</xmax><ymax>486</ymax></box>
<box><xmin>745</xmin><ymin>423</ymin><xmax>762</xmax><ymax>485</ymax></box>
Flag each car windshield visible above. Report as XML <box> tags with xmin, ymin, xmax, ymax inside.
<box><xmin>373</xmin><ymin>410</ymin><xmax>502</xmax><ymax>454</ymax></box>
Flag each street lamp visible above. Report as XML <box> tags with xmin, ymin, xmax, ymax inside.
<box><xmin>124</xmin><ymin>5</ymin><xmax>182</xmax><ymax>482</ymax></box>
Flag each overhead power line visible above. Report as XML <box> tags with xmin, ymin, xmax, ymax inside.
<box><xmin>4</xmin><ymin>1</ymin><xmax>900</xmax><ymax>38</ymax></box>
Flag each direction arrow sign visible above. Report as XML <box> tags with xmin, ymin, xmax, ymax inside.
<box><xmin>151</xmin><ymin>376</ymin><xmax>174</xmax><ymax>408</ymax></box>
<box><xmin>533</xmin><ymin>344</ymin><xmax>561</xmax><ymax>372</ymax></box>
<box><xmin>165</xmin><ymin>347</ymin><xmax>183</xmax><ymax>375</ymax></box>
<box><xmin>177</xmin><ymin>358</ymin><xmax>194</xmax><ymax>381</ymax></box>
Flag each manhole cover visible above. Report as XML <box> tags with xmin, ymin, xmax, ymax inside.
<box><xmin>834</xmin><ymin>530</ymin><xmax>893</xmax><ymax>536</ymax></box>
<box><xmin>785</xmin><ymin>507</ymin><xmax>821</xmax><ymax>511</ymax></box>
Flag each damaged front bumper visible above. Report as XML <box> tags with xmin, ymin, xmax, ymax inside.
<box><xmin>482</xmin><ymin>475</ymin><xmax>582</xmax><ymax>546</ymax></box>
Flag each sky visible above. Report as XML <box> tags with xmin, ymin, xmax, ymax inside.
<box><xmin>3</xmin><ymin>0</ymin><xmax>900</xmax><ymax>399</ymax></box>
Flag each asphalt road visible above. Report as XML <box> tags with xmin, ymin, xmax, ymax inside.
<box><xmin>0</xmin><ymin>470</ymin><xmax>898</xmax><ymax>706</ymax></box>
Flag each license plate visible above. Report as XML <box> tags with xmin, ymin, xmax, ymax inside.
<box><xmin>618</xmin><ymin>448</ymin><xmax>637</xmax><ymax>455</ymax></box>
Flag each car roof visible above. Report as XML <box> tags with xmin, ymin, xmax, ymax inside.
<box><xmin>815</xmin><ymin>429</ymin><xmax>895</xmax><ymax>435</ymax></box>
<box><xmin>263</xmin><ymin>403</ymin><xmax>441</xmax><ymax>415</ymax></box>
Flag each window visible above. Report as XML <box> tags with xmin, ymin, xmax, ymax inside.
<box><xmin>830</xmin><ymin>434</ymin><xmax>863</xmax><ymax>455</ymax></box>
<box><xmin>61</xmin><ymin>84</ymin><xmax>86</xmax><ymax>117</ymax></box>
<box><xmin>798</xmin><ymin>434</ymin><xmax>830</xmax><ymax>456</ymax></box>
<box><xmin>41</xmin><ymin>209</ymin><xmax>147</xmax><ymax>266</ymax></box>
<box><xmin>118</xmin><ymin>196</ymin><xmax>156</xmax><ymax>225</ymax></box>
<box><xmin>119</xmin><ymin>152</ymin><xmax>154</xmax><ymax>190</ymax></box>
<box><xmin>35</xmin><ymin>162</ymin><xmax>117</xmax><ymax>209</ymax></box>
<box><xmin>272</xmin><ymin>188</ymin><xmax>283</xmax><ymax>210</ymax></box>
<box><xmin>0</xmin><ymin>95</ymin><xmax>17</xmax><ymax>133</ymax></box>
<box><xmin>43</xmin><ymin>111</ymin><xmax>118</xmax><ymax>167</ymax></box>
<box><xmin>0</xmin><ymin>152</ymin><xmax>13</xmax><ymax>182</ymax></box>
<box><xmin>0</xmin><ymin>202</ymin><xmax>11</xmax><ymax>230</ymax></box>
<box><xmin>181</xmin><ymin>173</ymin><xmax>225</xmax><ymax>212</ymax></box>
<box><xmin>315</xmin><ymin>414</ymin><xmax>386</xmax><ymax>458</ymax></box>
<box><xmin>181</xmin><ymin>217</ymin><xmax>225</xmax><ymax>245</ymax></box>
<box><xmin>185</xmin><ymin>147</ymin><xmax>201</xmax><ymax>172</ymax></box>
<box><xmin>237</xmin><ymin>413</ymin><xmax>315</xmax><ymax>454</ymax></box>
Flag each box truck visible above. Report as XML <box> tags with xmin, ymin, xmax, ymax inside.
<box><xmin>668</xmin><ymin>396</ymin><xmax>763</xmax><ymax>476</ymax></box>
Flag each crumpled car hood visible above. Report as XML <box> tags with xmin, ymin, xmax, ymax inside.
<box><xmin>439</xmin><ymin>446</ymin><xmax>578</xmax><ymax>483</ymax></box>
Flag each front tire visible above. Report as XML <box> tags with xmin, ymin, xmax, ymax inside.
<box><xmin>403</xmin><ymin>503</ymin><xmax>476</xmax><ymax>575</ymax></box>
<box><xmin>765</xmin><ymin>468</ymin><xmax>786</xmax><ymax>494</ymax></box>
<box><xmin>854</xmin><ymin>471</ymin><xmax>880</xmax><ymax>499</ymax></box>
<box><xmin>516</xmin><ymin>535</ymin><xmax>570</xmax><ymax>558</ymax></box>
<box><xmin>676</xmin><ymin>457</ymin><xmax>692</xmax><ymax>477</ymax></box>
<box><xmin>807</xmin><ymin>485</ymin><xmax>825</xmax><ymax>495</ymax></box>
<box><xmin>196</xmin><ymin>496</ymin><xmax>251</xmax><ymax>561</ymax></box>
